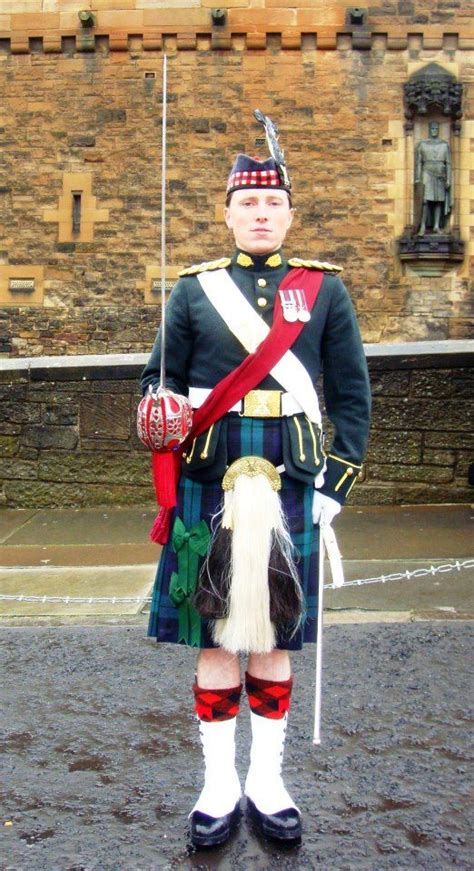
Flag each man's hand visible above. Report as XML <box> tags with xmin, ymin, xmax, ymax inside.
<box><xmin>312</xmin><ymin>491</ymin><xmax>341</xmax><ymax>526</ymax></box>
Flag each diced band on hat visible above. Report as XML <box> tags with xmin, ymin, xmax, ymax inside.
<box><xmin>227</xmin><ymin>168</ymin><xmax>281</xmax><ymax>192</ymax></box>
<box><xmin>226</xmin><ymin>153</ymin><xmax>291</xmax><ymax>196</ymax></box>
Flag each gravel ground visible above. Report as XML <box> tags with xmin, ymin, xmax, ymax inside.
<box><xmin>1</xmin><ymin>621</ymin><xmax>473</xmax><ymax>871</ymax></box>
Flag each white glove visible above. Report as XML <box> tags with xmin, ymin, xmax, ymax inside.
<box><xmin>312</xmin><ymin>491</ymin><xmax>341</xmax><ymax>526</ymax></box>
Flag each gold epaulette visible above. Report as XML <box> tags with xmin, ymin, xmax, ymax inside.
<box><xmin>288</xmin><ymin>257</ymin><xmax>343</xmax><ymax>274</ymax></box>
<box><xmin>178</xmin><ymin>257</ymin><xmax>231</xmax><ymax>277</ymax></box>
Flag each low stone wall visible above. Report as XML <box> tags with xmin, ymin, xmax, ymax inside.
<box><xmin>0</xmin><ymin>342</ymin><xmax>472</xmax><ymax>509</ymax></box>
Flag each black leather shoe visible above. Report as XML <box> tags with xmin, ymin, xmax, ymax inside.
<box><xmin>190</xmin><ymin>801</ymin><xmax>241</xmax><ymax>847</ymax></box>
<box><xmin>247</xmin><ymin>797</ymin><xmax>302</xmax><ymax>841</ymax></box>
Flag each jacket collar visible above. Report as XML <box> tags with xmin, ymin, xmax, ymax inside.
<box><xmin>232</xmin><ymin>248</ymin><xmax>284</xmax><ymax>272</ymax></box>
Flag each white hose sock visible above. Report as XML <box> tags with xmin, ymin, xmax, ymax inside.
<box><xmin>191</xmin><ymin>718</ymin><xmax>242</xmax><ymax>818</ymax></box>
<box><xmin>245</xmin><ymin>711</ymin><xmax>299</xmax><ymax>815</ymax></box>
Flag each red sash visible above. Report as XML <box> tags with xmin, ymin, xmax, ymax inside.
<box><xmin>150</xmin><ymin>267</ymin><xmax>324</xmax><ymax>543</ymax></box>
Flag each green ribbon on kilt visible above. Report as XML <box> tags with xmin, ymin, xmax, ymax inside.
<box><xmin>168</xmin><ymin>516</ymin><xmax>211</xmax><ymax>646</ymax></box>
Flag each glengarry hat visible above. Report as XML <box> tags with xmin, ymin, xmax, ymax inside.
<box><xmin>226</xmin><ymin>110</ymin><xmax>292</xmax><ymax>199</ymax></box>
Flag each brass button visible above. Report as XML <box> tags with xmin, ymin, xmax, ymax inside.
<box><xmin>257</xmin><ymin>297</ymin><xmax>267</xmax><ymax>308</ymax></box>
<box><xmin>347</xmin><ymin>467</ymin><xmax>354</xmax><ymax>476</ymax></box>
<box><xmin>257</xmin><ymin>278</ymin><xmax>267</xmax><ymax>288</ymax></box>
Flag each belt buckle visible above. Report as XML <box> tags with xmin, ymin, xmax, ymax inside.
<box><xmin>242</xmin><ymin>390</ymin><xmax>281</xmax><ymax>418</ymax></box>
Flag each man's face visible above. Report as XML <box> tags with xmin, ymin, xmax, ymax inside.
<box><xmin>429</xmin><ymin>122</ymin><xmax>440</xmax><ymax>138</ymax></box>
<box><xmin>224</xmin><ymin>188</ymin><xmax>294</xmax><ymax>255</ymax></box>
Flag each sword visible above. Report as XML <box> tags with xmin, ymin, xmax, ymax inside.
<box><xmin>159</xmin><ymin>53</ymin><xmax>168</xmax><ymax>389</ymax></box>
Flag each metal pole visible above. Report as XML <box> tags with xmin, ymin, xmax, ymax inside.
<box><xmin>313</xmin><ymin>524</ymin><xmax>325</xmax><ymax>744</ymax></box>
<box><xmin>159</xmin><ymin>53</ymin><xmax>168</xmax><ymax>389</ymax></box>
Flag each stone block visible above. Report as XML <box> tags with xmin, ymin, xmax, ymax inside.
<box><xmin>201</xmin><ymin>0</ymin><xmax>248</xmax><ymax>6</ymax></box>
<box><xmin>38</xmin><ymin>452</ymin><xmax>149</xmax><ymax>485</ymax></box>
<box><xmin>422</xmin><ymin>448</ymin><xmax>457</xmax><ymax>467</ymax></box>
<box><xmin>424</xmin><ymin>431</ymin><xmax>474</xmax><ymax>451</ymax></box>
<box><xmin>0</xmin><ymin>0</ymin><xmax>40</xmax><ymax>9</ymax></box>
<box><xmin>368</xmin><ymin>463</ymin><xmax>454</xmax><ymax>484</ymax></box>
<box><xmin>246</xmin><ymin>32</ymin><xmax>267</xmax><ymax>48</ymax></box>
<box><xmin>370</xmin><ymin>370</ymin><xmax>410</xmax><ymax>397</ymax></box>
<box><xmin>366</xmin><ymin>430</ymin><xmax>422</xmax><ymax>464</ymax></box>
<box><xmin>0</xmin><ymin>384</ymin><xmax>28</xmax><ymax>404</ymax></box>
<box><xmin>67</xmin><ymin>135</ymin><xmax>96</xmax><ymax>147</ymax></box>
<box><xmin>0</xmin><ymin>423</ymin><xmax>21</xmax><ymax>437</ymax></box>
<box><xmin>17</xmin><ymin>446</ymin><xmax>39</xmax><ymax>461</ymax></box>
<box><xmin>0</xmin><ymin>458</ymin><xmax>38</xmax><ymax>480</ymax></box>
<box><xmin>22</xmin><ymin>426</ymin><xmax>78</xmax><ymax>450</ymax></box>
<box><xmin>410</xmin><ymin>369</ymin><xmax>473</xmax><ymax>399</ymax></box>
<box><xmin>371</xmin><ymin>398</ymin><xmax>473</xmax><ymax>433</ymax></box>
<box><xmin>281</xmin><ymin>31</ymin><xmax>301</xmax><ymax>49</ymax></box>
<box><xmin>143</xmin><ymin>8</ymin><xmax>209</xmax><ymax>25</ymax></box>
<box><xmin>386</xmin><ymin>36</ymin><xmax>408</xmax><ymax>49</ymax></box>
<box><xmin>422</xmin><ymin>37</ymin><xmax>443</xmax><ymax>50</ymax></box>
<box><xmin>11</xmin><ymin>12</ymin><xmax>59</xmax><ymax>30</ymax></box>
<box><xmin>80</xmin><ymin>437</ymin><xmax>132</xmax><ymax>453</ymax></box>
<box><xmin>43</xmin><ymin>403</ymin><xmax>78</xmax><ymax>426</ymax></box>
<box><xmin>228</xmin><ymin>8</ymin><xmax>296</xmax><ymax>26</ymax></box>
<box><xmin>347</xmin><ymin>483</ymin><xmax>396</xmax><ymax>506</ymax></box>
<box><xmin>393</xmin><ymin>484</ymin><xmax>473</xmax><ymax>505</ymax></box>
<box><xmin>315</xmin><ymin>32</ymin><xmax>337</xmax><ymax>49</ymax></box>
<box><xmin>79</xmin><ymin>393</ymin><xmax>131</xmax><ymax>440</ymax></box>
<box><xmin>95</xmin><ymin>10</ymin><xmax>144</xmax><ymax>29</ymax></box>
<box><xmin>3</xmin><ymin>480</ymin><xmax>153</xmax><ymax>509</ymax></box>
<box><xmin>454</xmin><ymin>451</ymin><xmax>474</xmax><ymax>480</ymax></box>
<box><xmin>94</xmin><ymin>0</ymin><xmax>136</xmax><ymax>9</ymax></box>
<box><xmin>297</xmin><ymin>7</ymin><xmax>345</xmax><ymax>26</ymax></box>
<box><xmin>0</xmin><ymin>435</ymin><xmax>19</xmax><ymax>458</ymax></box>
<box><xmin>43</xmin><ymin>33</ymin><xmax>61</xmax><ymax>52</ymax></box>
<box><xmin>177</xmin><ymin>32</ymin><xmax>198</xmax><ymax>50</ymax></box>
<box><xmin>0</xmin><ymin>402</ymin><xmax>41</xmax><ymax>425</ymax></box>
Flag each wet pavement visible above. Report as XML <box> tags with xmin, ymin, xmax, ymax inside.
<box><xmin>1</xmin><ymin>622</ymin><xmax>473</xmax><ymax>870</ymax></box>
<box><xmin>1</xmin><ymin>503</ymin><xmax>473</xmax><ymax>869</ymax></box>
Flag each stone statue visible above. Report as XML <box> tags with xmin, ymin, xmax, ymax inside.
<box><xmin>415</xmin><ymin>121</ymin><xmax>452</xmax><ymax>235</ymax></box>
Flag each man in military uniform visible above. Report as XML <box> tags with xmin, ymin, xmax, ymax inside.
<box><xmin>141</xmin><ymin>116</ymin><xmax>371</xmax><ymax>848</ymax></box>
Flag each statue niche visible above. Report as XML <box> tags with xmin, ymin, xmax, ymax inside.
<box><xmin>398</xmin><ymin>64</ymin><xmax>464</xmax><ymax>264</ymax></box>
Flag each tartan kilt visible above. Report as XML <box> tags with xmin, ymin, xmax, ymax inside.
<box><xmin>147</xmin><ymin>414</ymin><xmax>320</xmax><ymax>650</ymax></box>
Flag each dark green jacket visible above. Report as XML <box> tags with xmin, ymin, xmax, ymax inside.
<box><xmin>141</xmin><ymin>249</ymin><xmax>371</xmax><ymax>504</ymax></box>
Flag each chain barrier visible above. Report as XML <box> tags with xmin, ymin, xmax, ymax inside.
<box><xmin>0</xmin><ymin>558</ymin><xmax>472</xmax><ymax>606</ymax></box>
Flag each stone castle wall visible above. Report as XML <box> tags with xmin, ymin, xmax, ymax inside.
<box><xmin>0</xmin><ymin>1</ymin><xmax>473</xmax><ymax>357</ymax></box>
<box><xmin>0</xmin><ymin>345</ymin><xmax>472</xmax><ymax>508</ymax></box>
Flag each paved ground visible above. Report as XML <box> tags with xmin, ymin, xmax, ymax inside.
<box><xmin>1</xmin><ymin>622</ymin><xmax>473</xmax><ymax>870</ymax></box>
<box><xmin>1</xmin><ymin>503</ymin><xmax>473</xmax><ymax>869</ymax></box>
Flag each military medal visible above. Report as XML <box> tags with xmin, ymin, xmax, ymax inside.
<box><xmin>279</xmin><ymin>288</ymin><xmax>311</xmax><ymax>323</ymax></box>
<box><xmin>295</xmin><ymin>288</ymin><xmax>311</xmax><ymax>322</ymax></box>
<box><xmin>279</xmin><ymin>288</ymin><xmax>298</xmax><ymax>322</ymax></box>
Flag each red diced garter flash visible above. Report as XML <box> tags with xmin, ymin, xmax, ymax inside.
<box><xmin>245</xmin><ymin>672</ymin><xmax>293</xmax><ymax>720</ymax></box>
<box><xmin>193</xmin><ymin>682</ymin><xmax>243</xmax><ymax>722</ymax></box>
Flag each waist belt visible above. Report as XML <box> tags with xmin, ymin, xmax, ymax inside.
<box><xmin>189</xmin><ymin>386</ymin><xmax>303</xmax><ymax>418</ymax></box>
